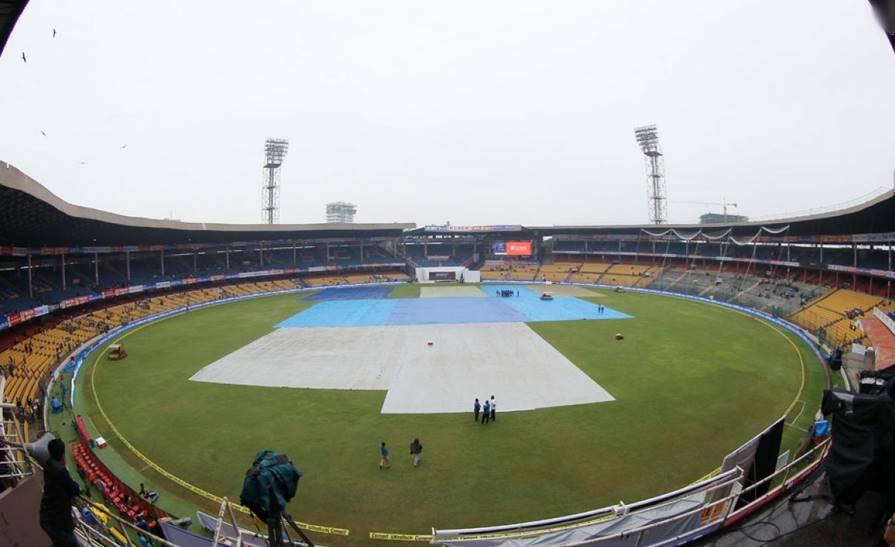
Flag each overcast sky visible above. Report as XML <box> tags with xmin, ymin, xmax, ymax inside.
<box><xmin>1</xmin><ymin>1</ymin><xmax>893</xmax><ymax>226</ymax></box>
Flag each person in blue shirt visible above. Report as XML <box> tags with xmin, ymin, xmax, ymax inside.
<box><xmin>482</xmin><ymin>400</ymin><xmax>490</xmax><ymax>424</ymax></box>
<box><xmin>379</xmin><ymin>442</ymin><xmax>391</xmax><ymax>469</ymax></box>
<box><xmin>473</xmin><ymin>398</ymin><xmax>481</xmax><ymax>422</ymax></box>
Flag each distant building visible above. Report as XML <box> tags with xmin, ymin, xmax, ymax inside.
<box><xmin>326</xmin><ymin>202</ymin><xmax>357</xmax><ymax>223</ymax></box>
<box><xmin>699</xmin><ymin>212</ymin><xmax>749</xmax><ymax>225</ymax></box>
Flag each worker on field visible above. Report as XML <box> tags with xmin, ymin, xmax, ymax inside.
<box><xmin>490</xmin><ymin>395</ymin><xmax>497</xmax><ymax>422</ymax></box>
<box><xmin>379</xmin><ymin>442</ymin><xmax>391</xmax><ymax>469</ymax></box>
<box><xmin>482</xmin><ymin>400</ymin><xmax>490</xmax><ymax>425</ymax></box>
<box><xmin>473</xmin><ymin>398</ymin><xmax>481</xmax><ymax>422</ymax></box>
<box><xmin>409</xmin><ymin>438</ymin><xmax>423</xmax><ymax>467</ymax></box>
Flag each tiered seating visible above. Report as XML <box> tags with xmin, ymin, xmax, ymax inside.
<box><xmin>537</xmin><ymin>263</ymin><xmax>578</xmax><ymax>283</ymax></box>
<box><xmin>568</xmin><ymin>263</ymin><xmax>612</xmax><ymax>284</ymax></box>
<box><xmin>789</xmin><ymin>289</ymin><xmax>887</xmax><ymax>347</ymax></box>
<box><xmin>479</xmin><ymin>262</ymin><xmax>538</xmax><ymax>281</ymax></box>
<box><xmin>344</xmin><ymin>272</ymin><xmax>408</xmax><ymax>284</ymax></box>
<box><xmin>1</xmin><ymin>274</ymin><xmax>422</xmax><ymax>415</ymax></box>
<box><xmin>510</xmin><ymin>264</ymin><xmax>538</xmax><ymax>281</ymax></box>
<box><xmin>303</xmin><ymin>275</ymin><xmax>348</xmax><ymax>287</ymax></box>
<box><xmin>633</xmin><ymin>267</ymin><xmax>663</xmax><ymax>287</ymax></box>
<box><xmin>363</xmin><ymin>246</ymin><xmax>401</xmax><ymax>265</ymax></box>
<box><xmin>1</xmin><ymin>279</ymin><xmax>301</xmax><ymax>410</ymax></box>
<box><xmin>303</xmin><ymin>271</ymin><xmax>409</xmax><ymax>287</ymax></box>
<box><xmin>407</xmin><ymin>243</ymin><xmax>476</xmax><ymax>267</ymax></box>
<box><xmin>599</xmin><ymin>264</ymin><xmax>657</xmax><ymax>287</ymax></box>
<box><xmin>479</xmin><ymin>263</ymin><xmax>510</xmax><ymax>280</ymax></box>
<box><xmin>1</xmin><ymin>317</ymin><xmax>99</xmax><ymax>410</ymax></box>
<box><xmin>71</xmin><ymin>441</ymin><xmax>166</xmax><ymax>523</ymax></box>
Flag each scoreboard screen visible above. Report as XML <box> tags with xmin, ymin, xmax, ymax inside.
<box><xmin>493</xmin><ymin>241</ymin><xmax>532</xmax><ymax>256</ymax></box>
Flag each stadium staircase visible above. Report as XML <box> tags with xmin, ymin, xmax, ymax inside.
<box><xmin>726</xmin><ymin>279</ymin><xmax>763</xmax><ymax>302</ymax></box>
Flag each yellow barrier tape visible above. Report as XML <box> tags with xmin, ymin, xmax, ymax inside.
<box><xmin>88</xmin><ymin>321</ymin><xmax>350</xmax><ymax>536</ymax></box>
<box><xmin>369</xmin><ymin>532</ymin><xmax>434</xmax><ymax>542</ymax></box>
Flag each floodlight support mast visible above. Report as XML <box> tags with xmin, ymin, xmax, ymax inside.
<box><xmin>634</xmin><ymin>125</ymin><xmax>668</xmax><ymax>224</ymax></box>
<box><xmin>262</xmin><ymin>138</ymin><xmax>289</xmax><ymax>224</ymax></box>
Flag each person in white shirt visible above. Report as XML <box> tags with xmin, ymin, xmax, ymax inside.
<box><xmin>490</xmin><ymin>395</ymin><xmax>497</xmax><ymax>422</ymax></box>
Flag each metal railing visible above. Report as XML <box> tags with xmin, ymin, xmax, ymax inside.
<box><xmin>0</xmin><ymin>378</ymin><xmax>36</xmax><ymax>484</ymax></box>
<box><xmin>433</xmin><ymin>439</ymin><xmax>829</xmax><ymax>546</ymax></box>
<box><xmin>72</xmin><ymin>496</ymin><xmax>312</xmax><ymax>547</ymax></box>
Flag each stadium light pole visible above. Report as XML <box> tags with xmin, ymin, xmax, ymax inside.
<box><xmin>634</xmin><ymin>125</ymin><xmax>668</xmax><ymax>225</ymax></box>
<box><xmin>263</xmin><ymin>138</ymin><xmax>289</xmax><ymax>224</ymax></box>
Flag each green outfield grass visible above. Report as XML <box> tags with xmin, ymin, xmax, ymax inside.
<box><xmin>64</xmin><ymin>286</ymin><xmax>826</xmax><ymax>545</ymax></box>
<box><xmin>388</xmin><ymin>283</ymin><xmax>420</xmax><ymax>298</ymax></box>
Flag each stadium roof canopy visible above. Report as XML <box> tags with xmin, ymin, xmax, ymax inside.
<box><xmin>529</xmin><ymin>188</ymin><xmax>895</xmax><ymax>239</ymax></box>
<box><xmin>0</xmin><ymin>0</ymin><xmax>27</xmax><ymax>58</ymax></box>
<box><xmin>405</xmin><ymin>225</ymin><xmax>530</xmax><ymax>236</ymax></box>
<box><xmin>0</xmin><ymin>163</ymin><xmax>414</xmax><ymax>246</ymax></box>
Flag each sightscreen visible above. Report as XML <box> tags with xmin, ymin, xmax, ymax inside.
<box><xmin>428</xmin><ymin>271</ymin><xmax>457</xmax><ymax>281</ymax></box>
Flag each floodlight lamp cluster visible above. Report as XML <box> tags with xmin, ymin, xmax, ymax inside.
<box><xmin>633</xmin><ymin>125</ymin><xmax>660</xmax><ymax>153</ymax></box>
<box><xmin>264</xmin><ymin>138</ymin><xmax>289</xmax><ymax>168</ymax></box>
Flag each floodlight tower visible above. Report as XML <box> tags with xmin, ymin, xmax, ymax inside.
<box><xmin>634</xmin><ymin>125</ymin><xmax>667</xmax><ymax>224</ymax></box>
<box><xmin>262</xmin><ymin>138</ymin><xmax>289</xmax><ymax>224</ymax></box>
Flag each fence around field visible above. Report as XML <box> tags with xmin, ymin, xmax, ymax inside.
<box><xmin>430</xmin><ymin>439</ymin><xmax>829</xmax><ymax>546</ymax></box>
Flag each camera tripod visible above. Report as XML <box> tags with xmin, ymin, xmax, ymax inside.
<box><xmin>267</xmin><ymin>512</ymin><xmax>315</xmax><ymax>547</ymax></box>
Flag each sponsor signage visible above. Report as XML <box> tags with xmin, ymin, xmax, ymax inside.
<box><xmin>828</xmin><ymin>264</ymin><xmax>895</xmax><ymax>279</ymax></box>
<box><xmin>61</xmin><ymin>296</ymin><xmax>90</xmax><ymax>309</ymax></box>
<box><xmin>493</xmin><ymin>241</ymin><xmax>533</xmax><ymax>256</ymax></box>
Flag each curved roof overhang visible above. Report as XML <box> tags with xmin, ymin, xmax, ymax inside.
<box><xmin>0</xmin><ymin>163</ymin><xmax>414</xmax><ymax>246</ymax></box>
<box><xmin>529</xmin><ymin>188</ymin><xmax>895</xmax><ymax>239</ymax></box>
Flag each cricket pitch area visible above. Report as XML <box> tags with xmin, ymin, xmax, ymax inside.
<box><xmin>190</xmin><ymin>322</ymin><xmax>615</xmax><ymax>414</ymax></box>
<box><xmin>191</xmin><ymin>285</ymin><xmax>622</xmax><ymax>413</ymax></box>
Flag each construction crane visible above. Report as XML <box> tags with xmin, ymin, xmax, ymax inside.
<box><xmin>672</xmin><ymin>198</ymin><xmax>739</xmax><ymax>223</ymax></box>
